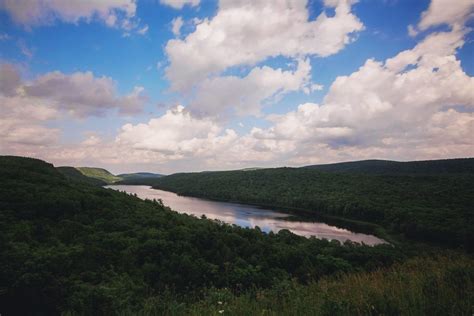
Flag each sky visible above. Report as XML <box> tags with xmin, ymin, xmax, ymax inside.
<box><xmin>0</xmin><ymin>0</ymin><xmax>473</xmax><ymax>174</ymax></box>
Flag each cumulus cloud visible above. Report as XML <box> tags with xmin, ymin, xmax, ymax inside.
<box><xmin>160</xmin><ymin>0</ymin><xmax>200</xmax><ymax>9</ymax></box>
<box><xmin>165</xmin><ymin>0</ymin><xmax>364</xmax><ymax>91</ymax></box>
<box><xmin>0</xmin><ymin>64</ymin><xmax>146</xmax><ymax>152</ymax></box>
<box><xmin>22</xmin><ymin>70</ymin><xmax>146</xmax><ymax>117</ymax></box>
<box><xmin>408</xmin><ymin>0</ymin><xmax>474</xmax><ymax>36</ymax></box>
<box><xmin>0</xmin><ymin>0</ymin><xmax>144</xmax><ymax>33</ymax></box>
<box><xmin>3</xmin><ymin>0</ymin><xmax>472</xmax><ymax>172</ymax></box>
<box><xmin>108</xmin><ymin>10</ymin><xmax>473</xmax><ymax>170</ymax></box>
<box><xmin>116</xmin><ymin>105</ymin><xmax>237</xmax><ymax>157</ymax></box>
<box><xmin>252</xmin><ymin>27</ymin><xmax>474</xmax><ymax>163</ymax></box>
<box><xmin>189</xmin><ymin>59</ymin><xmax>312</xmax><ymax>118</ymax></box>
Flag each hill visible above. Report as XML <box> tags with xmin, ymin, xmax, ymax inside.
<box><xmin>116</xmin><ymin>172</ymin><xmax>164</xmax><ymax>185</ymax></box>
<box><xmin>303</xmin><ymin>158</ymin><xmax>474</xmax><ymax>175</ymax></box>
<box><xmin>57</xmin><ymin>166</ymin><xmax>107</xmax><ymax>186</ymax></box>
<box><xmin>77</xmin><ymin>166</ymin><xmax>122</xmax><ymax>184</ymax></box>
<box><xmin>0</xmin><ymin>155</ymin><xmax>409</xmax><ymax>314</ymax></box>
<box><xmin>118</xmin><ymin>172</ymin><xmax>164</xmax><ymax>179</ymax></box>
<box><xmin>151</xmin><ymin>162</ymin><xmax>474</xmax><ymax>247</ymax></box>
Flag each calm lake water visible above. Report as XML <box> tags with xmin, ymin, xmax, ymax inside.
<box><xmin>106</xmin><ymin>185</ymin><xmax>385</xmax><ymax>245</ymax></box>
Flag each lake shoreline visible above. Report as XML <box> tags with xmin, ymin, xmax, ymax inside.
<box><xmin>107</xmin><ymin>184</ymin><xmax>389</xmax><ymax>245</ymax></box>
<box><xmin>147</xmin><ymin>184</ymin><xmax>396</xmax><ymax>244</ymax></box>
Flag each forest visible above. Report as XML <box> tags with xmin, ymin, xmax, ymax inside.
<box><xmin>0</xmin><ymin>156</ymin><xmax>473</xmax><ymax>315</ymax></box>
<box><xmin>146</xmin><ymin>160</ymin><xmax>474</xmax><ymax>248</ymax></box>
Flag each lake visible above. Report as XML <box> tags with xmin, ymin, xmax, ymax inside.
<box><xmin>106</xmin><ymin>185</ymin><xmax>386</xmax><ymax>245</ymax></box>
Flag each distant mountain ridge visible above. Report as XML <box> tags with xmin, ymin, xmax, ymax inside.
<box><xmin>61</xmin><ymin>168</ymin><xmax>165</xmax><ymax>185</ymax></box>
<box><xmin>57</xmin><ymin>165</ymin><xmax>165</xmax><ymax>185</ymax></box>
<box><xmin>118</xmin><ymin>172</ymin><xmax>164</xmax><ymax>179</ymax></box>
<box><xmin>303</xmin><ymin>158</ymin><xmax>474</xmax><ymax>175</ymax></box>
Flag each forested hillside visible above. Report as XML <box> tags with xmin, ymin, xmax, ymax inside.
<box><xmin>0</xmin><ymin>156</ymin><xmax>404</xmax><ymax>314</ymax></box>
<box><xmin>76</xmin><ymin>167</ymin><xmax>122</xmax><ymax>184</ymax></box>
<box><xmin>118</xmin><ymin>172</ymin><xmax>164</xmax><ymax>179</ymax></box>
<box><xmin>57</xmin><ymin>166</ymin><xmax>107</xmax><ymax>186</ymax></box>
<box><xmin>304</xmin><ymin>158</ymin><xmax>474</xmax><ymax>175</ymax></box>
<box><xmin>116</xmin><ymin>172</ymin><xmax>165</xmax><ymax>185</ymax></box>
<box><xmin>151</xmin><ymin>165</ymin><xmax>474</xmax><ymax>247</ymax></box>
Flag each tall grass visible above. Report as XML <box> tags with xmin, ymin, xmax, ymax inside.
<box><xmin>156</xmin><ymin>253</ymin><xmax>473</xmax><ymax>315</ymax></box>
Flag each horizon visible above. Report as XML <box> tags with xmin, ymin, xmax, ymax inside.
<box><xmin>3</xmin><ymin>154</ymin><xmax>473</xmax><ymax>175</ymax></box>
<box><xmin>1</xmin><ymin>0</ymin><xmax>473</xmax><ymax>174</ymax></box>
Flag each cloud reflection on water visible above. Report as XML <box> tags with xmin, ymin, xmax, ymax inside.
<box><xmin>106</xmin><ymin>185</ymin><xmax>385</xmax><ymax>245</ymax></box>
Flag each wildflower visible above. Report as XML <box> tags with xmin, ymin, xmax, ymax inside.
<box><xmin>218</xmin><ymin>301</ymin><xmax>222</xmax><ymax>305</ymax></box>
<box><xmin>218</xmin><ymin>310</ymin><xmax>224</xmax><ymax>314</ymax></box>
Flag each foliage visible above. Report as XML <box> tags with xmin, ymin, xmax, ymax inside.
<box><xmin>118</xmin><ymin>172</ymin><xmax>164</xmax><ymax>180</ymax></box>
<box><xmin>57</xmin><ymin>166</ymin><xmax>107</xmax><ymax>186</ymax></box>
<box><xmin>117</xmin><ymin>172</ymin><xmax>165</xmax><ymax>185</ymax></box>
<box><xmin>0</xmin><ymin>156</ymin><xmax>405</xmax><ymax>315</ymax></box>
<box><xmin>150</xmin><ymin>164</ymin><xmax>474</xmax><ymax>247</ymax></box>
<box><xmin>304</xmin><ymin>158</ymin><xmax>474</xmax><ymax>175</ymax></box>
<box><xmin>181</xmin><ymin>254</ymin><xmax>474</xmax><ymax>315</ymax></box>
<box><xmin>76</xmin><ymin>167</ymin><xmax>122</xmax><ymax>184</ymax></box>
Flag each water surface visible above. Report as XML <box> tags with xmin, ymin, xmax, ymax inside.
<box><xmin>106</xmin><ymin>185</ymin><xmax>385</xmax><ymax>245</ymax></box>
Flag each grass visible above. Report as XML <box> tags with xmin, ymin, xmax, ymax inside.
<box><xmin>139</xmin><ymin>253</ymin><xmax>474</xmax><ymax>315</ymax></box>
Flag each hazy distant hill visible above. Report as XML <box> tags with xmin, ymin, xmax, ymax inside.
<box><xmin>303</xmin><ymin>158</ymin><xmax>474</xmax><ymax>175</ymax></box>
<box><xmin>76</xmin><ymin>167</ymin><xmax>122</xmax><ymax>184</ymax></box>
<box><xmin>112</xmin><ymin>172</ymin><xmax>163</xmax><ymax>185</ymax></box>
<box><xmin>118</xmin><ymin>172</ymin><xmax>164</xmax><ymax>179</ymax></box>
<box><xmin>59</xmin><ymin>167</ymin><xmax>165</xmax><ymax>185</ymax></box>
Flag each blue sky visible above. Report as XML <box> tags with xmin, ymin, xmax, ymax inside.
<box><xmin>0</xmin><ymin>0</ymin><xmax>473</xmax><ymax>173</ymax></box>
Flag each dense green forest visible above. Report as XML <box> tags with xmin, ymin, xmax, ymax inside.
<box><xmin>304</xmin><ymin>158</ymin><xmax>474</xmax><ymax>175</ymax></box>
<box><xmin>148</xmin><ymin>159</ymin><xmax>474</xmax><ymax>248</ymax></box>
<box><xmin>119</xmin><ymin>172</ymin><xmax>164</xmax><ymax>180</ymax></box>
<box><xmin>0</xmin><ymin>156</ymin><xmax>401</xmax><ymax>314</ymax></box>
<box><xmin>1</xmin><ymin>156</ymin><xmax>472</xmax><ymax>314</ymax></box>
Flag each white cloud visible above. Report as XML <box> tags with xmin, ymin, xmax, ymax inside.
<box><xmin>160</xmin><ymin>0</ymin><xmax>200</xmax><ymax>9</ymax></box>
<box><xmin>171</xmin><ymin>16</ymin><xmax>184</xmax><ymax>36</ymax></box>
<box><xmin>116</xmin><ymin>105</ymin><xmax>237</xmax><ymax>157</ymax></box>
<box><xmin>310</xmin><ymin>84</ymin><xmax>324</xmax><ymax>92</ymax></box>
<box><xmin>189</xmin><ymin>59</ymin><xmax>312</xmax><ymax>118</ymax></box>
<box><xmin>23</xmin><ymin>70</ymin><xmax>146</xmax><ymax>117</ymax></box>
<box><xmin>252</xmin><ymin>27</ymin><xmax>474</xmax><ymax>163</ymax></box>
<box><xmin>165</xmin><ymin>0</ymin><xmax>364</xmax><ymax>91</ymax></box>
<box><xmin>26</xmin><ymin>22</ymin><xmax>473</xmax><ymax>172</ymax></box>
<box><xmin>2</xmin><ymin>0</ymin><xmax>473</xmax><ymax>172</ymax></box>
<box><xmin>0</xmin><ymin>64</ymin><xmax>146</xmax><ymax>152</ymax></box>
<box><xmin>418</xmin><ymin>0</ymin><xmax>474</xmax><ymax>30</ymax></box>
<box><xmin>408</xmin><ymin>0</ymin><xmax>474</xmax><ymax>36</ymax></box>
<box><xmin>0</xmin><ymin>0</ymin><xmax>143</xmax><ymax>32</ymax></box>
